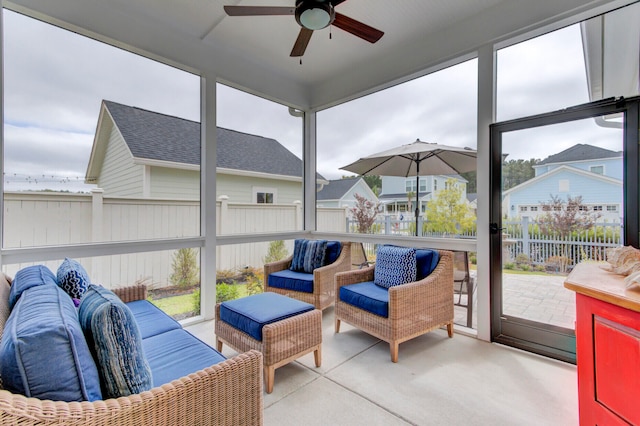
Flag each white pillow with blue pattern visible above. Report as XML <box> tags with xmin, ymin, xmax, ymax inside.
<box><xmin>57</xmin><ymin>258</ymin><xmax>90</xmax><ymax>304</ymax></box>
<box><xmin>374</xmin><ymin>246</ymin><xmax>417</xmax><ymax>288</ymax></box>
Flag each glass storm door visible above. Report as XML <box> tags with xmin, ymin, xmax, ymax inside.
<box><xmin>490</xmin><ymin>97</ymin><xmax>639</xmax><ymax>362</ymax></box>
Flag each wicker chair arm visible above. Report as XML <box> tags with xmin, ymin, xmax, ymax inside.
<box><xmin>0</xmin><ymin>350</ymin><xmax>264</xmax><ymax>426</ymax></box>
<box><xmin>388</xmin><ymin>250</ymin><xmax>453</xmax><ymax>319</ymax></box>
<box><xmin>264</xmin><ymin>255</ymin><xmax>293</xmax><ymax>277</ymax></box>
<box><xmin>112</xmin><ymin>284</ymin><xmax>148</xmax><ymax>302</ymax></box>
<box><xmin>335</xmin><ymin>266</ymin><xmax>375</xmax><ymax>291</ymax></box>
<box><xmin>313</xmin><ymin>241</ymin><xmax>352</xmax><ymax>294</ymax></box>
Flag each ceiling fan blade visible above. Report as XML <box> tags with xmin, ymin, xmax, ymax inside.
<box><xmin>290</xmin><ymin>28</ymin><xmax>313</xmax><ymax>57</ymax></box>
<box><xmin>333</xmin><ymin>13</ymin><xmax>384</xmax><ymax>43</ymax></box>
<box><xmin>224</xmin><ymin>6</ymin><xmax>295</xmax><ymax>16</ymax></box>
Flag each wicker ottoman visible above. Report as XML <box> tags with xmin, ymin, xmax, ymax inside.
<box><xmin>215</xmin><ymin>292</ymin><xmax>322</xmax><ymax>393</ymax></box>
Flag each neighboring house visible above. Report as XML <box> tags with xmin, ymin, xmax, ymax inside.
<box><xmin>316</xmin><ymin>177</ymin><xmax>379</xmax><ymax>211</ymax></box>
<box><xmin>85</xmin><ymin>100</ymin><xmax>328</xmax><ymax>202</ymax></box>
<box><xmin>378</xmin><ymin>175</ymin><xmax>468</xmax><ymax>215</ymax></box>
<box><xmin>502</xmin><ymin>144</ymin><xmax>623</xmax><ymax>222</ymax></box>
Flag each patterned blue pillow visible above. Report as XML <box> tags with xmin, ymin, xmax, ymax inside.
<box><xmin>57</xmin><ymin>258</ymin><xmax>90</xmax><ymax>300</ymax></box>
<box><xmin>290</xmin><ymin>239</ymin><xmax>328</xmax><ymax>273</ymax></box>
<box><xmin>78</xmin><ymin>284</ymin><xmax>153</xmax><ymax>398</ymax></box>
<box><xmin>374</xmin><ymin>246</ymin><xmax>417</xmax><ymax>289</ymax></box>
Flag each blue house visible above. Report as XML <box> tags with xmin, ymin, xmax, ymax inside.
<box><xmin>502</xmin><ymin>144</ymin><xmax>622</xmax><ymax>222</ymax></box>
<box><xmin>379</xmin><ymin>175</ymin><xmax>468</xmax><ymax>216</ymax></box>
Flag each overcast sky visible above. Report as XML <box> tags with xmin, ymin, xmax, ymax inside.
<box><xmin>1</xmin><ymin>9</ymin><xmax>623</xmax><ymax>192</ymax></box>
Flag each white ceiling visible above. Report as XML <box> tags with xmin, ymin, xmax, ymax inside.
<box><xmin>5</xmin><ymin>0</ymin><xmax>634</xmax><ymax>109</ymax></box>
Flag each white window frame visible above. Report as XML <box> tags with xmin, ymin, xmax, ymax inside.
<box><xmin>589</xmin><ymin>164</ymin><xmax>605</xmax><ymax>175</ymax></box>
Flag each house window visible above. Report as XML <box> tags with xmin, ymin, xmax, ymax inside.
<box><xmin>434</xmin><ymin>180</ymin><xmax>438</xmax><ymax>191</ymax></box>
<box><xmin>593</xmin><ymin>205</ymin><xmax>603</xmax><ymax>211</ymax></box>
<box><xmin>406</xmin><ymin>179</ymin><xmax>426</xmax><ymax>193</ymax></box>
<box><xmin>519</xmin><ymin>206</ymin><xmax>528</xmax><ymax>212</ymax></box>
<box><xmin>253</xmin><ymin>187</ymin><xmax>277</xmax><ymax>204</ymax></box>
<box><xmin>530</xmin><ymin>206</ymin><xmax>538</xmax><ymax>211</ymax></box>
<box><xmin>590</xmin><ymin>165</ymin><xmax>604</xmax><ymax>175</ymax></box>
<box><xmin>607</xmin><ymin>205</ymin><xmax>617</xmax><ymax>212</ymax></box>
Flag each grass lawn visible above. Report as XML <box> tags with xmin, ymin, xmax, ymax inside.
<box><xmin>149</xmin><ymin>283</ymin><xmax>250</xmax><ymax>318</ymax></box>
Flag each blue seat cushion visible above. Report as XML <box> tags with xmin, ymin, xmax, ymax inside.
<box><xmin>416</xmin><ymin>249</ymin><xmax>440</xmax><ymax>280</ymax></box>
<box><xmin>142</xmin><ymin>328</ymin><xmax>226</xmax><ymax>387</ymax></box>
<box><xmin>339</xmin><ymin>281</ymin><xmax>389</xmax><ymax>318</ymax></box>
<box><xmin>126</xmin><ymin>300</ymin><xmax>182</xmax><ymax>339</ymax></box>
<box><xmin>374</xmin><ymin>246</ymin><xmax>417</xmax><ymax>289</ymax></box>
<box><xmin>325</xmin><ymin>241</ymin><xmax>342</xmax><ymax>265</ymax></box>
<box><xmin>268</xmin><ymin>269</ymin><xmax>314</xmax><ymax>293</ymax></box>
<box><xmin>219</xmin><ymin>293</ymin><xmax>314</xmax><ymax>341</ymax></box>
<box><xmin>0</xmin><ymin>283</ymin><xmax>103</xmax><ymax>402</ymax></box>
<box><xmin>8</xmin><ymin>265</ymin><xmax>58</xmax><ymax>309</ymax></box>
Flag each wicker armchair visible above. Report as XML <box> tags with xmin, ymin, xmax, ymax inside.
<box><xmin>334</xmin><ymin>249</ymin><xmax>454</xmax><ymax>362</ymax></box>
<box><xmin>0</xmin><ymin>276</ymin><xmax>264</xmax><ymax>426</ymax></box>
<box><xmin>264</xmin><ymin>240</ymin><xmax>352</xmax><ymax>310</ymax></box>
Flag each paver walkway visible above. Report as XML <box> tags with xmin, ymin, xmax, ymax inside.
<box><xmin>453</xmin><ymin>272</ymin><xmax>574</xmax><ymax>330</ymax></box>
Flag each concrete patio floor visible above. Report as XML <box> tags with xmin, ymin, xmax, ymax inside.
<box><xmin>186</xmin><ymin>305</ymin><xmax>578</xmax><ymax>425</ymax></box>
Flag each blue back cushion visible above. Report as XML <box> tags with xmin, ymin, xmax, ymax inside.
<box><xmin>325</xmin><ymin>241</ymin><xmax>343</xmax><ymax>265</ymax></box>
<box><xmin>290</xmin><ymin>239</ymin><xmax>328</xmax><ymax>273</ymax></box>
<box><xmin>142</xmin><ymin>328</ymin><xmax>226</xmax><ymax>387</ymax></box>
<box><xmin>415</xmin><ymin>249</ymin><xmax>440</xmax><ymax>280</ymax></box>
<box><xmin>0</xmin><ymin>282</ymin><xmax>103</xmax><ymax>402</ymax></box>
<box><xmin>219</xmin><ymin>292</ymin><xmax>314</xmax><ymax>341</ymax></box>
<box><xmin>268</xmin><ymin>269</ymin><xmax>314</xmax><ymax>293</ymax></box>
<box><xmin>339</xmin><ymin>281</ymin><xmax>389</xmax><ymax>317</ymax></box>
<box><xmin>8</xmin><ymin>265</ymin><xmax>57</xmax><ymax>309</ymax></box>
<box><xmin>78</xmin><ymin>285</ymin><xmax>153</xmax><ymax>398</ymax></box>
<box><xmin>374</xmin><ymin>246</ymin><xmax>417</xmax><ymax>289</ymax></box>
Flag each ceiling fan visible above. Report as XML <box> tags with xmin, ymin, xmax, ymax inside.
<box><xmin>224</xmin><ymin>0</ymin><xmax>384</xmax><ymax>57</ymax></box>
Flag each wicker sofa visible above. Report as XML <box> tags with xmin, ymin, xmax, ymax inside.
<box><xmin>0</xmin><ymin>272</ymin><xmax>264</xmax><ymax>426</ymax></box>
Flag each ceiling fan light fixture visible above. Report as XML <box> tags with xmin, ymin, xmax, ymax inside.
<box><xmin>296</xmin><ymin>0</ymin><xmax>334</xmax><ymax>30</ymax></box>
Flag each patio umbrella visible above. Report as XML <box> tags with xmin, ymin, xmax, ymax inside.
<box><xmin>340</xmin><ymin>139</ymin><xmax>477</xmax><ymax>236</ymax></box>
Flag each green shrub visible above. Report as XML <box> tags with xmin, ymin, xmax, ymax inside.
<box><xmin>469</xmin><ymin>252</ymin><xmax>477</xmax><ymax>265</ymax></box>
<box><xmin>193</xmin><ymin>289</ymin><xmax>201</xmax><ymax>314</ymax></box>
<box><xmin>170</xmin><ymin>248</ymin><xmax>200</xmax><ymax>289</ymax></box>
<box><xmin>263</xmin><ymin>240</ymin><xmax>288</xmax><ymax>264</ymax></box>
<box><xmin>504</xmin><ymin>262</ymin><xmax>515</xmax><ymax>270</ymax></box>
<box><xmin>246</xmin><ymin>269</ymin><xmax>264</xmax><ymax>295</ymax></box>
<box><xmin>216</xmin><ymin>282</ymin><xmax>240</xmax><ymax>303</ymax></box>
<box><xmin>519</xmin><ymin>264</ymin><xmax>530</xmax><ymax>271</ymax></box>
<box><xmin>515</xmin><ymin>253</ymin><xmax>530</xmax><ymax>266</ymax></box>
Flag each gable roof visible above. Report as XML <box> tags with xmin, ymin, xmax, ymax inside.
<box><xmin>537</xmin><ymin>143</ymin><xmax>621</xmax><ymax>165</ymax></box>
<box><xmin>317</xmin><ymin>177</ymin><xmax>361</xmax><ymax>201</ymax></box>
<box><xmin>101</xmin><ymin>100</ymin><xmax>325</xmax><ymax>180</ymax></box>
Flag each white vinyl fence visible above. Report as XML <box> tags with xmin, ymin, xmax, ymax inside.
<box><xmin>2</xmin><ymin>191</ymin><xmax>346</xmax><ymax>288</ymax></box>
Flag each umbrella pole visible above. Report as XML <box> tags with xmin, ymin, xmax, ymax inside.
<box><xmin>415</xmin><ymin>163</ymin><xmax>420</xmax><ymax>237</ymax></box>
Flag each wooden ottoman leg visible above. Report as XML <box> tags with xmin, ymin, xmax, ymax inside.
<box><xmin>335</xmin><ymin>318</ymin><xmax>341</xmax><ymax>333</ymax></box>
<box><xmin>314</xmin><ymin>345</ymin><xmax>322</xmax><ymax>367</ymax></box>
<box><xmin>216</xmin><ymin>338</ymin><xmax>223</xmax><ymax>352</ymax></box>
<box><xmin>390</xmin><ymin>342</ymin><xmax>399</xmax><ymax>363</ymax></box>
<box><xmin>447</xmin><ymin>323</ymin><xmax>454</xmax><ymax>338</ymax></box>
<box><xmin>265</xmin><ymin>365</ymin><xmax>275</xmax><ymax>394</ymax></box>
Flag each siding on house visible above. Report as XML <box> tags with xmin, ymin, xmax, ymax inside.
<box><xmin>534</xmin><ymin>157</ymin><xmax>622</xmax><ymax>180</ymax></box>
<box><xmin>99</xmin><ymin>125</ymin><xmax>143</xmax><ymax>197</ymax></box>
<box><xmin>150</xmin><ymin>167</ymin><xmax>200</xmax><ymax>199</ymax></box>
<box><xmin>216</xmin><ymin>174</ymin><xmax>302</xmax><ymax>204</ymax></box>
<box><xmin>316</xmin><ymin>177</ymin><xmax>377</xmax><ymax>209</ymax></box>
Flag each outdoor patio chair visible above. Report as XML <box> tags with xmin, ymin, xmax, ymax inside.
<box><xmin>264</xmin><ymin>240</ymin><xmax>352</xmax><ymax>310</ymax></box>
<box><xmin>453</xmin><ymin>250</ymin><xmax>476</xmax><ymax>328</ymax></box>
<box><xmin>335</xmin><ymin>246</ymin><xmax>454</xmax><ymax>362</ymax></box>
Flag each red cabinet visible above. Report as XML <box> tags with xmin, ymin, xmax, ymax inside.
<box><xmin>565</xmin><ymin>263</ymin><xmax>640</xmax><ymax>425</ymax></box>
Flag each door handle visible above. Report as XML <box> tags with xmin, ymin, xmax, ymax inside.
<box><xmin>490</xmin><ymin>223</ymin><xmax>505</xmax><ymax>235</ymax></box>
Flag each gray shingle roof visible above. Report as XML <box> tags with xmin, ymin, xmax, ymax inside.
<box><xmin>104</xmin><ymin>100</ymin><xmax>325</xmax><ymax>179</ymax></box>
<box><xmin>538</xmin><ymin>143</ymin><xmax>621</xmax><ymax>165</ymax></box>
<box><xmin>317</xmin><ymin>177</ymin><xmax>361</xmax><ymax>200</ymax></box>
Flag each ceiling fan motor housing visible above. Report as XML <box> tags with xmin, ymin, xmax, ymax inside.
<box><xmin>295</xmin><ymin>0</ymin><xmax>335</xmax><ymax>30</ymax></box>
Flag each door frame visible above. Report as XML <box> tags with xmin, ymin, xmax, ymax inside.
<box><xmin>489</xmin><ymin>96</ymin><xmax>640</xmax><ymax>363</ymax></box>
